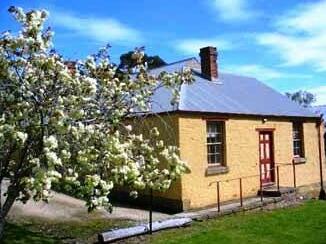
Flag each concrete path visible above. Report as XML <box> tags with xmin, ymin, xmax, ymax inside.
<box><xmin>1</xmin><ymin>178</ymin><xmax>170</xmax><ymax>223</ymax></box>
<box><xmin>173</xmin><ymin>196</ymin><xmax>282</xmax><ymax>220</ymax></box>
<box><xmin>5</xmin><ymin>190</ymin><xmax>170</xmax><ymax>222</ymax></box>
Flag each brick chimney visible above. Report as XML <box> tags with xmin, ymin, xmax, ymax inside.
<box><xmin>199</xmin><ymin>46</ymin><xmax>218</xmax><ymax>81</ymax></box>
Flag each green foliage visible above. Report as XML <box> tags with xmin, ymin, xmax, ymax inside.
<box><xmin>119</xmin><ymin>49</ymin><xmax>166</xmax><ymax>70</ymax></box>
<box><xmin>286</xmin><ymin>90</ymin><xmax>316</xmax><ymax>107</ymax></box>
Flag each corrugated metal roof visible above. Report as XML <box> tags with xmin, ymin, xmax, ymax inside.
<box><xmin>311</xmin><ymin>105</ymin><xmax>326</xmax><ymax>119</ymax></box>
<box><xmin>150</xmin><ymin>59</ymin><xmax>318</xmax><ymax>118</ymax></box>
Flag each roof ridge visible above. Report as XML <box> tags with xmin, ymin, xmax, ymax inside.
<box><xmin>218</xmin><ymin>71</ymin><xmax>259</xmax><ymax>81</ymax></box>
<box><xmin>149</xmin><ymin>57</ymin><xmax>198</xmax><ymax>71</ymax></box>
<box><xmin>167</xmin><ymin>57</ymin><xmax>198</xmax><ymax>66</ymax></box>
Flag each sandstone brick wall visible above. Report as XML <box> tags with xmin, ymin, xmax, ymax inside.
<box><xmin>177</xmin><ymin>114</ymin><xmax>325</xmax><ymax>210</ymax></box>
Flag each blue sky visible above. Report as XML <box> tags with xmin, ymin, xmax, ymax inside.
<box><xmin>1</xmin><ymin>0</ymin><xmax>326</xmax><ymax>104</ymax></box>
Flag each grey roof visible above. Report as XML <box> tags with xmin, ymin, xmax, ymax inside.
<box><xmin>311</xmin><ymin>105</ymin><xmax>326</xmax><ymax>119</ymax></box>
<box><xmin>149</xmin><ymin>59</ymin><xmax>319</xmax><ymax>118</ymax></box>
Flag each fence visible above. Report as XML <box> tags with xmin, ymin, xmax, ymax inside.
<box><xmin>209</xmin><ymin>161</ymin><xmax>296</xmax><ymax>212</ymax></box>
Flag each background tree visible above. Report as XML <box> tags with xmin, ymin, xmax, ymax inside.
<box><xmin>285</xmin><ymin>90</ymin><xmax>316</xmax><ymax>107</ymax></box>
<box><xmin>118</xmin><ymin>49</ymin><xmax>166</xmax><ymax>70</ymax></box>
<box><xmin>0</xmin><ymin>7</ymin><xmax>192</xmax><ymax>238</ymax></box>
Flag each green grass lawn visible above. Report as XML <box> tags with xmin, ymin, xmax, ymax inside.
<box><xmin>3</xmin><ymin>200</ymin><xmax>326</xmax><ymax>243</ymax></box>
<box><xmin>149</xmin><ymin>200</ymin><xmax>326</xmax><ymax>244</ymax></box>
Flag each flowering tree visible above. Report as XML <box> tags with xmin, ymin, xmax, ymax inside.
<box><xmin>0</xmin><ymin>7</ymin><xmax>192</xmax><ymax>238</ymax></box>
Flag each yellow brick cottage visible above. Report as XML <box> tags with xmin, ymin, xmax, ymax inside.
<box><xmin>131</xmin><ymin>47</ymin><xmax>326</xmax><ymax>212</ymax></box>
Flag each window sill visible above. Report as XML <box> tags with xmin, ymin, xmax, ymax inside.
<box><xmin>206</xmin><ymin>165</ymin><xmax>229</xmax><ymax>176</ymax></box>
<box><xmin>293</xmin><ymin>157</ymin><xmax>306</xmax><ymax>165</ymax></box>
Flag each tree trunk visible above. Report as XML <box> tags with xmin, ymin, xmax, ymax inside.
<box><xmin>0</xmin><ymin>186</ymin><xmax>19</xmax><ymax>241</ymax></box>
<box><xmin>0</xmin><ymin>214</ymin><xmax>5</xmax><ymax>241</ymax></box>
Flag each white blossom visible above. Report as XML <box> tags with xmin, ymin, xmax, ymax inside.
<box><xmin>14</xmin><ymin>131</ymin><xmax>28</xmax><ymax>144</ymax></box>
<box><xmin>0</xmin><ymin>6</ymin><xmax>192</xmax><ymax>214</ymax></box>
<box><xmin>46</xmin><ymin>151</ymin><xmax>62</xmax><ymax>166</ymax></box>
<box><xmin>125</xmin><ymin>125</ymin><xmax>132</xmax><ymax>132</ymax></box>
<box><xmin>44</xmin><ymin>135</ymin><xmax>58</xmax><ymax>149</ymax></box>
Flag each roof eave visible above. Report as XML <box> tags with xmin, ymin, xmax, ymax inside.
<box><xmin>147</xmin><ymin>109</ymin><xmax>320</xmax><ymax>121</ymax></box>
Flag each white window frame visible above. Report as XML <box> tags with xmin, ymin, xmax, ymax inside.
<box><xmin>206</xmin><ymin>121</ymin><xmax>225</xmax><ymax>166</ymax></box>
<box><xmin>292</xmin><ymin>122</ymin><xmax>304</xmax><ymax>158</ymax></box>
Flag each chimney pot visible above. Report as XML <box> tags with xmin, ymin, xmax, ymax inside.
<box><xmin>199</xmin><ymin>46</ymin><xmax>218</xmax><ymax>81</ymax></box>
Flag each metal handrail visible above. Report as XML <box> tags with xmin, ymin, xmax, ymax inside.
<box><xmin>209</xmin><ymin>161</ymin><xmax>297</xmax><ymax>212</ymax></box>
<box><xmin>209</xmin><ymin>162</ymin><xmax>293</xmax><ymax>186</ymax></box>
<box><xmin>276</xmin><ymin>162</ymin><xmax>293</xmax><ymax>166</ymax></box>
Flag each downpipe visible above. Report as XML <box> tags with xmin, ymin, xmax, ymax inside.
<box><xmin>317</xmin><ymin>116</ymin><xmax>326</xmax><ymax>200</ymax></box>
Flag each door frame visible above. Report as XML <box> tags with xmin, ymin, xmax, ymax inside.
<box><xmin>257</xmin><ymin>129</ymin><xmax>275</xmax><ymax>185</ymax></box>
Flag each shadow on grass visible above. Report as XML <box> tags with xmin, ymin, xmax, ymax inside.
<box><xmin>3</xmin><ymin>222</ymin><xmax>59</xmax><ymax>244</ymax></box>
<box><xmin>3</xmin><ymin>217</ymin><xmax>133</xmax><ymax>244</ymax></box>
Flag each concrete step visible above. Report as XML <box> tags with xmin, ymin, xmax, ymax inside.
<box><xmin>257</xmin><ymin>186</ymin><xmax>295</xmax><ymax>197</ymax></box>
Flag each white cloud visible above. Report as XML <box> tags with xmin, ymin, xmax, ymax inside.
<box><xmin>256</xmin><ymin>0</ymin><xmax>326</xmax><ymax>72</ymax></box>
<box><xmin>175</xmin><ymin>37</ymin><xmax>233</xmax><ymax>55</ymax></box>
<box><xmin>275</xmin><ymin>1</ymin><xmax>326</xmax><ymax>35</ymax></box>
<box><xmin>222</xmin><ymin>64</ymin><xmax>312</xmax><ymax>81</ymax></box>
<box><xmin>50</xmin><ymin>10</ymin><xmax>142</xmax><ymax>45</ymax></box>
<box><xmin>211</xmin><ymin>0</ymin><xmax>259</xmax><ymax>22</ymax></box>
<box><xmin>307</xmin><ymin>86</ymin><xmax>326</xmax><ymax>105</ymax></box>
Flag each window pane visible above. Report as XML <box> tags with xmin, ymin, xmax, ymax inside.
<box><xmin>260</xmin><ymin>143</ymin><xmax>264</xmax><ymax>159</ymax></box>
<box><xmin>208</xmin><ymin>154</ymin><xmax>214</xmax><ymax>164</ymax></box>
<box><xmin>216</xmin><ymin>124</ymin><xmax>222</xmax><ymax>133</ymax></box>
<box><xmin>293</xmin><ymin>131</ymin><xmax>299</xmax><ymax>139</ymax></box>
<box><xmin>294</xmin><ymin>141</ymin><xmax>301</xmax><ymax>148</ymax></box>
<box><xmin>208</xmin><ymin>144</ymin><xmax>216</xmax><ymax>154</ymax></box>
<box><xmin>212</xmin><ymin>154</ymin><xmax>215</xmax><ymax>164</ymax></box>
<box><xmin>265</xmin><ymin>143</ymin><xmax>270</xmax><ymax>159</ymax></box>
<box><xmin>216</xmin><ymin>153</ymin><xmax>221</xmax><ymax>164</ymax></box>
<box><xmin>216</xmin><ymin>133</ymin><xmax>223</xmax><ymax>142</ymax></box>
<box><xmin>207</xmin><ymin>136</ymin><xmax>217</xmax><ymax>144</ymax></box>
<box><xmin>266</xmin><ymin>163</ymin><xmax>270</xmax><ymax>178</ymax></box>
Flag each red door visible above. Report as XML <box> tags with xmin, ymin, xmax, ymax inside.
<box><xmin>259</xmin><ymin>131</ymin><xmax>275</xmax><ymax>185</ymax></box>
